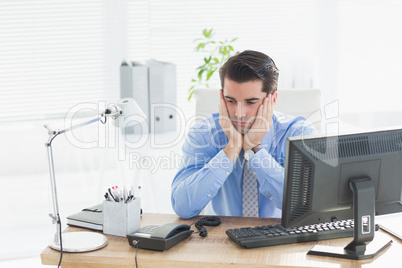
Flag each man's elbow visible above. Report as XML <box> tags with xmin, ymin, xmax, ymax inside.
<box><xmin>171</xmin><ymin>195</ymin><xmax>200</xmax><ymax>220</ymax></box>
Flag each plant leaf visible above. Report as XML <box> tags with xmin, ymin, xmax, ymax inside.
<box><xmin>206</xmin><ymin>69</ymin><xmax>216</xmax><ymax>81</ymax></box>
<box><xmin>198</xmin><ymin>69</ymin><xmax>205</xmax><ymax>79</ymax></box>
<box><xmin>207</xmin><ymin>29</ymin><xmax>213</xmax><ymax>37</ymax></box>
<box><xmin>196</xmin><ymin>43</ymin><xmax>205</xmax><ymax>51</ymax></box>
<box><xmin>223</xmin><ymin>47</ymin><xmax>228</xmax><ymax>54</ymax></box>
<box><xmin>188</xmin><ymin>90</ymin><xmax>195</xmax><ymax>101</ymax></box>
<box><xmin>190</xmin><ymin>29</ymin><xmax>238</xmax><ymax>100</ymax></box>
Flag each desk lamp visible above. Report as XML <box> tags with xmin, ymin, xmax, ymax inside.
<box><xmin>44</xmin><ymin>98</ymin><xmax>146</xmax><ymax>252</ymax></box>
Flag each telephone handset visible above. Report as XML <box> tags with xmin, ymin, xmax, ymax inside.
<box><xmin>127</xmin><ymin>223</ymin><xmax>194</xmax><ymax>251</ymax></box>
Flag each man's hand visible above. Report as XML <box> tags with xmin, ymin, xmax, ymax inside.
<box><xmin>219</xmin><ymin>89</ymin><xmax>243</xmax><ymax>162</ymax></box>
<box><xmin>243</xmin><ymin>94</ymin><xmax>275</xmax><ymax>152</ymax></box>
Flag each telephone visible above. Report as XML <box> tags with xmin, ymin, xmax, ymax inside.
<box><xmin>127</xmin><ymin>223</ymin><xmax>194</xmax><ymax>251</ymax></box>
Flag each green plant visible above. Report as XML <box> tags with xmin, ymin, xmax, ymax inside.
<box><xmin>188</xmin><ymin>28</ymin><xmax>238</xmax><ymax>101</ymax></box>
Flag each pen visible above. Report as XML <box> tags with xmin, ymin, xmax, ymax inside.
<box><xmin>107</xmin><ymin>193</ymin><xmax>114</xmax><ymax>202</ymax></box>
<box><xmin>125</xmin><ymin>195</ymin><xmax>132</xmax><ymax>203</ymax></box>
<box><xmin>114</xmin><ymin>186</ymin><xmax>122</xmax><ymax>202</ymax></box>
<box><xmin>105</xmin><ymin>185</ymin><xmax>137</xmax><ymax>202</ymax></box>
<box><xmin>123</xmin><ymin>186</ymin><xmax>127</xmax><ymax>203</ymax></box>
<box><xmin>108</xmin><ymin>188</ymin><xmax>117</xmax><ymax>202</ymax></box>
<box><xmin>117</xmin><ymin>185</ymin><xmax>122</xmax><ymax>200</ymax></box>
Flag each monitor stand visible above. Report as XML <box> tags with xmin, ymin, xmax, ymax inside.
<box><xmin>308</xmin><ymin>177</ymin><xmax>393</xmax><ymax>260</ymax></box>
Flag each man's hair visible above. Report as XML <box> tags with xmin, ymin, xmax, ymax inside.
<box><xmin>219</xmin><ymin>50</ymin><xmax>279</xmax><ymax>94</ymax></box>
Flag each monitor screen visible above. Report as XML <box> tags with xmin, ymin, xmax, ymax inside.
<box><xmin>282</xmin><ymin>128</ymin><xmax>402</xmax><ymax>229</ymax></box>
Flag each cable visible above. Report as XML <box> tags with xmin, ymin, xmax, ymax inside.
<box><xmin>57</xmin><ymin>214</ymin><xmax>63</xmax><ymax>268</ymax></box>
<box><xmin>100</xmin><ymin>115</ymin><xmax>107</xmax><ymax>124</ymax></box>
<box><xmin>193</xmin><ymin>216</ymin><xmax>221</xmax><ymax>237</ymax></box>
<box><xmin>133</xmin><ymin>240</ymin><xmax>140</xmax><ymax>268</ymax></box>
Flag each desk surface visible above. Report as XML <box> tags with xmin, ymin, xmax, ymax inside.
<box><xmin>41</xmin><ymin>213</ymin><xmax>401</xmax><ymax>267</ymax></box>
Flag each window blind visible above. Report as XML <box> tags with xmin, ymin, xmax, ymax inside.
<box><xmin>4</xmin><ymin>0</ymin><xmax>396</xmax><ymax>122</ymax></box>
<box><xmin>0</xmin><ymin>0</ymin><xmax>119</xmax><ymax>122</ymax></box>
<box><xmin>125</xmin><ymin>0</ymin><xmax>319</xmax><ymax>119</ymax></box>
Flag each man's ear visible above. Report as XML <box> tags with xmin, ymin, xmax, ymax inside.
<box><xmin>272</xmin><ymin>91</ymin><xmax>278</xmax><ymax>105</ymax></box>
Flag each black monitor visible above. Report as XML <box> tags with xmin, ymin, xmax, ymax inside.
<box><xmin>282</xmin><ymin>128</ymin><xmax>402</xmax><ymax>259</ymax></box>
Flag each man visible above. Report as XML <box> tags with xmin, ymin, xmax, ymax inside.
<box><xmin>171</xmin><ymin>50</ymin><xmax>317</xmax><ymax>219</ymax></box>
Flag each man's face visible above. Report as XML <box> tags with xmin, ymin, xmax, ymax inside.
<box><xmin>222</xmin><ymin>77</ymin><xmax>268</xmax><ymax>135</ymax></box>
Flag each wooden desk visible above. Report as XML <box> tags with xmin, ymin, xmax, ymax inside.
<box><xmin>41</xmin><ymin>213</ymin><xmax>401</xmax><ymax>267</ymax></box>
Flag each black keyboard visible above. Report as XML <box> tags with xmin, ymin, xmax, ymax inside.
<box><xmin>226</xmin><ymin>219</ymin><xmax>355</xmax><ymax>248</ymax></box>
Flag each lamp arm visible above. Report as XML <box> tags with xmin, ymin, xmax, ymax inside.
<box><xmin>44</xmin><ymin>109</ymin><xmax>119</xmax><ymax>246</ymax></box>
<box><xmin>58</xmin><ymin>116</ymin><xmax>102</xmax><ymax>135</ymax></box>
<box><xmin>45</xmin><ymin>106</ymin><xmax>121</xmax><ymax>145</ymax></box>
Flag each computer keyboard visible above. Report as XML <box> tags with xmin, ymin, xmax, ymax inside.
<box><xmin>226</xmin><ymin>219</ymin><xmax>355</xmax><ymax>248</ymax></box>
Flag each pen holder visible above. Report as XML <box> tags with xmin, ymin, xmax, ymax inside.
<box><xmin>103</xmin><ymin>198</ymin><xmax>141</xmax><ymax>237</ymax></box>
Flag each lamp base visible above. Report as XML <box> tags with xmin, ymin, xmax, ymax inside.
<box><xmin>50</xmin><ymin>232</ymin><xmax>108</xmax><ymax>253</ymax></box>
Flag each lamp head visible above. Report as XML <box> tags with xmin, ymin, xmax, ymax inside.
<box><xmin>110</xmin><ymin>98</ymin><xmax>146</xmax><ymax>128</ymax></box>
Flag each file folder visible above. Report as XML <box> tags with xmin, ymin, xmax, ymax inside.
<box><xmin>147</xmin><ymin>59</ymin><xmax>177</xmax><ymax>133</ymax></box>
<box><xmin>120</xmin><ymin>61</ymin><xmax>150</xmax><ymax>133</ymax></box>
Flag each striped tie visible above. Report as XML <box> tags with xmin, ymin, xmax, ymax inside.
<box><xmin>242</xmin><ymin>162</ymin><xmax>259</xmax><ymax>217</ymax></box>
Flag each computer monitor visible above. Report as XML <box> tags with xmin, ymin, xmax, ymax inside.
<box><xmin>282</xmin><ymin>128</ymin><xmax>402</xmax><ymax>259</ymax></box>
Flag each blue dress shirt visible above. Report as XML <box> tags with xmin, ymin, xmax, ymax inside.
<box><xmin>171</xmin><ymin>111</ymin><xmax>317</xmax><ymax>219</ymax></box>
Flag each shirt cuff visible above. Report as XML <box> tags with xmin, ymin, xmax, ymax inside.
<box><xmin>207</xmin><ymin>149</ymin><xmax>234</xmax><ymax>180</ymax></box>
<box><xmin>248</xmin><ymin>147</ymin><xmax>281</xmax><ymax>171</ymax></box>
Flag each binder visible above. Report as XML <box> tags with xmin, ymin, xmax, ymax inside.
<box><xmin>147</xmin><ymin>59</ymin><xmax>177</xmax><ymax>133</ymax></box>
<box><xmin>66</xmin><ymin>204</ymin><xmax>103</xmax><ymax>231</ymax></box>
<box><xmin>120</xmin><ymin>61</ymin><xmax>150</xmax><ymax>133</ymax></box>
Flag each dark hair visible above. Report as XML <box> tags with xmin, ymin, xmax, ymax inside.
<box><xmin>219</xmin><ymin>50</ymin><xmax>279</xmax><ymax>94</ymax></box>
